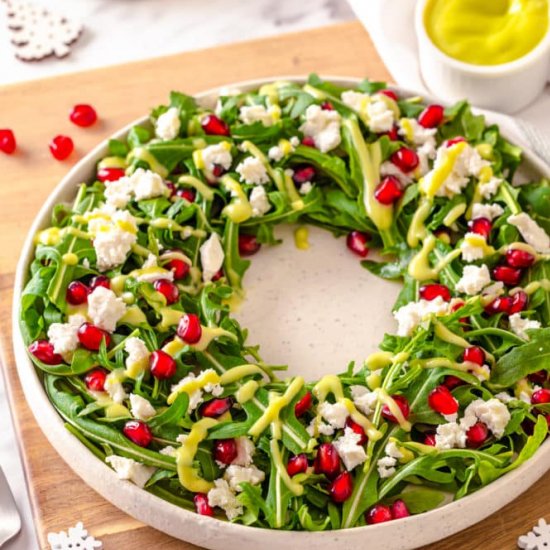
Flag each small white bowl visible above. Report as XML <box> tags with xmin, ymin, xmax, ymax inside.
<box><xmin>415</xmin><ymin>0</ymin><xmax>550</xmax><ymax>113</ymax></box>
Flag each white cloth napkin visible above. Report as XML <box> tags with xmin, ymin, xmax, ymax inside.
<box><xmin>347</xmin><ymin>0</ymin><xmax>550</xmax><ymax>167</ymax></box>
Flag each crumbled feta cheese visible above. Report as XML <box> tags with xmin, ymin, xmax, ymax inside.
<box><xmin>129</xmin><ymin>393</ymin><xmax>156</xmax><ymax>421</ymax></box>
<box><xmin>83</xmin><ymin>258</ymin><xmax>90</xmax><ymax>269</ymax></box>
<box><xmin>385</xmin><ymin>440</ymin><xmax>404</xmax><ymax>459</ymax></box>
<box><xmin>155</xmin><ymin>107</ymin><xmax>181</xmax><ymax>140</ymax></box>
<box><xmin>232</xmin><ymin>436</ymin><xmax>255</xmax><ymax>467</ymax></box>
<box><xmin>268</xmin><ymin>146</ymin><xmax>284</xmax><ymax>162</ymax></box>
<box><xmin>200</xmin><ymin>232</ymin><xmax>225</xmax><ymax>282</ymax></box>
<box><xmin>377</xmin><ymin>456</ymin><xmax>397</xmax><ymax>478</ymax></box>
<box><xmin>341</xmin><ymin>90</ymin><xmax>369</xmax><ymax>114</ymax></box>
<box><xmin>299</xmin><ymin>181</ymin><xmax>313</xmax><ymax>195</ymax></box>
<box><xmin>393</xmin><ymin>296</ymin><xmax>450</xmax><ymax>337</ymax></box>
<box><xmin>135</xmin><ymin>255</ymin><xmax>174</xmax><ymax>283</ymax></box>
<box><xmin>495</xmin><ymin>392</ymin><xmax>515</xmax><ymax>404</ymax></box>
<box><xmin>131</xmin><ymin>168</ymin><xmax>169</xmax><ymax>201</ymax></box>
<box><xmin>460</xmin><ymin>232</ymin><xmax>488</xmax><ymax>262</ymax></box>
<box><xmin>456</xmin><ymin>264</ymin><xmax>491</xmax><ymax>295</ymax></box>
<box><xmin>435</xmin><ymin>422</ymin><xmax>466</xmax><ymax>450</ymax></box>
<box><xmin>380</xmin><ymin>161</ymin><xmax>414</xmax><ymax>186</ymax></box>
<box><xmin>224</xmin><ymin>465</ymin><xmax>265</xmax><ymax>492</ymax></box>
<box><xmin>350</xmin><ymin>385</ymin><xmax>378</xmax><ymax>415</ymax></box>
<box><xmin>318</xmin><ymin>401</ymin><xmax>349</xmax><ymax>429</ymax></box>
<box><xmin>105</xmin><ymin>455</ymin><xmax>155</xmax><ymax>488</ymax></box>
<box><xmin>482</xmin><ymin>281</ymin><xmax>505</xmax><ymax>299</ymax></box>
<box><xmin>471</xmin><ymin>203</ymin><xmax>504</xmax><ymax>221</ymax></box>
<box><xmin>299</xmin><ymin>104</ymin><xmax>342</xmax><ymax>153</ymax></box>
<box><xmin>249</xmin><ymin>185</ymin><xmax>271</xmax><ymax>217</ymax></box>
<box><xmin>47</xmin><ymin>314</ymin><xmax>86</xmax><ymax>355</ymax></box>
<box><xmin>306</xmin><ymin>418</ymin><xmax>335</xmax><ymax>437</ymax></box>
<box><xmin>170</xmin><ymin>372</ymin><xmax>204</xmax><ymax>411</ymax></box>
<box><xmin>365</xmin><ymin>98</ymin><xmax>394</xmax><ymax>133</ymax></box>
<box><xmin>473</xmin><ymin>364</ymin><xmax>491</xmax><ymax>382</ymax></box>
<box><xmin>104</xmin><ymin>177</ymin><xmax>133</xmax><ymax>208</ymax></box>
<box><xmin>239</xmin><ymin>104</ymin><xmax>279</xmax><ymax>127</ymax></box>
<box><xmin>87</xmin><ymin>286</ymin><xmax>127</xmax><ymax>332</ymax></box>
<box><xmin>398</xmin><ymin>118</ymin><xmax>437</xmax><ymax>148</ymax></box>
<box><xmin>508</xmin><ymin>213</ymin><xmax>550</xmax><ymax>253</ymax></box>
<box><xmin>416</xmin><ymin>140</ymin><xmax>437</xmax><ymax>176</ymax></box>
<box><xmin>509</xmin><ymin>313</ymin><xmax>541</xmax><ymax>340</ymax></box>
<box><xmin>204</xmin><ymin>382</ymin><xmax>223</xmax><ymax>397</ymax></box>
<box><xmin>201</xmin><ymin>143</ymin><xmax>233</xmax><ymax>179</ymax></box>
<box><xmin>236</xmin><ymin>156</ymin><xmax>269</xmax><ymax>185</ymax></box>
<box><xmin>208</xmin><ymin>479</ymin><xmax>243</xmax><ymax>520</ymax></box>
<box><xmin>333</xmin><ymin>426</ymin><xmax>367</xmax><ymax>470</ymax></box>
<box><xmin>443</xmin><ymin>413</ymin><xmax>458</xmax><ymax>423</ymax></box>
<box><xmin>104</xmin><ymin>369</ymin><xmax>128</xmax><ymax>404</ymax></box>
<box><xmin>290</xmin><ymin>136</ymin><xmax>300</xmax><ymax>147</ymax></box>
<box><xmin>461</xmin><ymin>398</ymin><xmax>510</xmax><ymax>438</ymax></box>
<box><xmin>479</xmin><ymin>177</ymin><xmax>502</xmax><ymax>199</ymax></box>
<box><xmin>124</xmin><ymin>337</ymin><xmax>150</xmax><ymax>371</ymax></box>
<box><xmin>159</xmin><ymin>445</ymin><xmax>177</xmax><ymax>457</ymax></box>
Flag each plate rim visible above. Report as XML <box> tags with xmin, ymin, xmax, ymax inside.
<box><xmin>11</xmin><ymin>75</ymin><xmax>550</xmax><ymax>550</ymax></box>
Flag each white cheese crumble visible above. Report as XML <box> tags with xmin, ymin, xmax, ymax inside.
<box><xmin>508</xmin><ymin>213</ymin><xmax>550</xmax><ymax>253</ymax></box>
<box><xmin>159</xmin><ymin>445</ymin><xmax>177</xmax><ymax>457</ymax></box>
<box><xmin>200</xmin><ymin>232</ymin><xmax>225</xmax><ymax>282</ymax></box>
<box><xmin>393</xmin><ymin>296</ymin><xmax>450</xmax><ymax>337</ymax></box>
<box><xmin>509</xmin><ymin>313</ymin><xmax>541</xmax><ymax>340</ymax></box>
<box><xmin>333</xmin><ymin>427</ymin><xmax>367</xmax><ymax>471</ymax></box>
<box><xmin>299</xmin><ymin>181</ymin><xmax>313</xmax><ymax>195</ymax></box>
<box><xmin>132</xmin><ymin>168</ymin><xmax>169</xmax><ymax>202</ymax></box>
<box><xmin>129</xmin><ymin>393</ymin><xmax>156</xmax><ymax>421</ymax></box>
<box><xmin>268</xmin><ymin>146</ymin><xmax>284</xmax><ymax>162</ymax></box>
<box><xmin>47</xmin><ymin>314</ymin><xmax>86</xmax><ymax>355</ymax></box>
<box><xmin>290</xmin><ymin>136</ymin><xmax>300</xmax><ymax>147</ymax></box>
<box><xmin>481</xmin><ymin>281</ymin><xmax>505</xmax><ymax>299</ymax></box>
<box><xmin>104</xmin><ymin>177</ymin><xmax>133</xmax><ymax>208</ymax></box>
<box><xmin>104</xmin><ymin>369</ymin><xmax>128</xmax><ymax>404</ymax></box>
<box><xmin>479</xmin><ymin>177</ymin><xmax>502</xmax><ymax>199</ymax></box>
<box><xmin>460</xmin><ymin>232</ymin><xmax>488</xmax><ymax>262</ymax></box>
<box><xmin>462</xmin><ymin>398</ymin><xmax>510</xmax><ymax>438</ymax></box>
<box><xmin>306</xmin><ymin>418</ymin><xmax>335</xmax><ymax>437</ymax></box>
<box><xmin>471</xmin><ymin>202</ymin><xmax>504</xmax><ymax>221</ymax></box>
<box><xmin>105</xmin><ymin>455</ymin><xmax>155</xmax><ymax>489</ymax></box>
<box><xmin>341</xmin><ymin>91</ymin><xmax>395</xmax><ymax>134</ymax></box>
<box><xmin>239</xmin><ymin>104</ymin><xmax>279</xmax><ymax>127</ymax></box>
<box><xmin>224</xmin><ymin>465</ymin><xmax>265</xmax><ymax>492</ymax></box>
<box><xmin>124</xmin><ymin>337</ymin><xmax>150</xmax><ymax>371</ymax></box>
<box><xmin>377</xmin><ymin>441</ymin><xmax>404</xmax><ymax>478</ymax></box>
<box><xmin>201</xmin><ymin>143</ymin><xmax>233</xmax><ymax>179</ymax></box>
<box><xmin>236</xmin><ymin>156</ymin><xmax>270</xmax><ymax>185</ymax></box>
<box><xmin>155</xmin><ymin>107</ymin><xmax>181</xmax><ymax>140</ymax></box>
<box><xmin>207</xmin><ymin>479</ymin><xmax>243</xmax><ymax>520</ymax></box>
<box><xmin>249</xmin><ymin>185</ymin><xmax>271</xmax><ymax>217</ymax></box>
<box><xmin>398</xmin><ymin>118</ymin><xmax>437</xmax><ymax>148</ymax></box>
<box><xmin>494</xmin><ymin>392</ymin><xmax>515</xmax><ymax>404</ymax></box>
<box><xmin>350</xmin><ymin>385</ymin><xmax>378</xmax><ymax>415</ymax></box>
<box><xmin>170</xmin><ymin>372</ymin><xmax>204</xmax><ymax>411</ymax></box>
<box><xmin>455</xmin><ymin>264</ymin><xmax>491</xmax><ymax>295</ymax></box>
<box><xmin>232</xmin><ymin>437</ymin><xmax>255</xmax><ymax>467</ymax></box>
<box><xmin>435</xmin><ymin>422</ymin><xmax>466</xmax><ymax>450</ymax></box>
<box><xmin>135</xmin><ymin>254</ymin><xmax>174</xmax><ymax>283</ymax></box>
<box><xmin>380</xmin><ymin>161</ymin><xmax>414</xmax><ymax>186</ymax></box>
<box><xmin>318</xmin><ymin>401</ymin><xmax>349</xmax><ymax>429</ymax></box>
<box><xmin>299</xmin><ymin>104</ymin><xmax>342</xmax><ymax>153</ymax></box>
<box><xmin>87</xmin><ymin>286</ymin><xmax>127</xmax><ymax>332</ymax></box>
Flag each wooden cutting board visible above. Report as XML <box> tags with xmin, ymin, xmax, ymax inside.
<box><xmin>0</xmin><ymin>21</ymin><xmax>546</xmax><ymax>550</ymax></box>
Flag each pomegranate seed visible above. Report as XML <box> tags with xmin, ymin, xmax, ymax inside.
<box><xmin>84</xmin><ymin>367</ymin><xmax>108</xmax><ymax>392</ymax></box>
<box><xmin>150</xmin><ymin>350</ymin><xmax>176</xmax><ymax>380</ymax></box>
<box><xmin>345</xmin><ymin>417</ymin><xmax>367</xmax><ymax>445</ymax></box>
<box><xmin>506</xmin><ymin>249</ymin><xmax>535</xmax><ymax>268</ymax></box>
<box><xmin>531</xmin><ymin>389</ymin><xmax>550</xmax><ymax>405</ymax></box>
<box><xmin>391</xmin><ymin>147</ymin><xmax>419</xmax><ymax>173</ymax></box>
<box><xmin>200</xmin><ymin>397</ymin><xmax>233</xmax><ymax>418</ymax></box>
<box><xmin>154</xmin><ymin>279</ymin><xmax>179</xmax><ymax>304</ymax></box>
<box><xmin>451</xmin><ymin>300</ymin><xmax>465</xmax><ymax>312</ymax></box>
<box><xmin>484</xmin><ymin>296</ymin><xmax>512</xmax><ymax>315</ymax></box>
<box><xmin>466</xmin><ymin>422</ymin><xmax>488</xmax><ymax>448</ymax></box>
<box><xmin>70</xmin><ymin>104</ymin><xmax>97</xmax><ymax>127</ymax></box>
<box><xmin>49</xmin><ymin>135</ymin><xmax>74</xmax><ymax>160</ymax></box>
<box><xmin>391</xmin><ymin>499</ymin><xmax>410</xmax><ymax>519</ymax></box>
<box><xmin>177</xmin><ymin>313</ymin><xmax>202</xmax><ymax>344</ymax></box>
<box><xmin>423</xmin><ymin>433</ymin><xmax>436</xmax><ymax>446</ymax></box>
<box><xmin>419</xmin><ymin>283</ymin><xmax>451</xmax><ymax>302</ymax></box>
<box><xmin>346</xmin><ymin>231</ymin><xmax>370</xmax><ymax>258</ymax></box>
<box><xmin>194</xmin><ymin>493</ymin><xmax>214</xmax><ymax>516</ymax></box>
<box><xmin>418</xmin><ymin>104</ymin><xmax>444</xmax><ymax>128</ymax></box>
<box><xmin>446</xmin><ymin>136</ymin><xmax>466</xmax><ymax>147</ymax></box>
<box><xmin>366</xmin><ymin>504</ymin><xmax>393</xmax><ymax>524</ymax></box>
<box><xmin>176</xmin><ymin>188</ymin><xmax>196</xmax><ymax>202</ymax></box>
<box><xmin>493</xmin><ymin>265</ymin><xmax>522</xmax><ymax>286</ymax></box>
<box><xmin>302</xmin><ymin>136</ymin><xmax>316</xmax><ymax>147</ymax></box>
<box><xmin>28</xmin><ymin>340</ymin><xmax>63</xmax><ymax>365</ymax></box>
<box><xmin>211</xmin><ymin>164</ymin><xmax>226</xmax><ymax>178</ymax></box>
<box><xmin>384</xmin><ymin>125</ymin><xmax>400</xmax><ymax>141</ymax></box>
<box><xmin>201</xmin><ymin>114</ymin><xmax>230</xmax><ymax>137</ymax></box>
<box><xmin>314</xmin><ymin>443</ymin><xmax>341</xmax><ymax>479</ymax></box>
<box><xmin>509</xmin><ymin>290</ymin><xmax>528</xmax><ymax>314</ymax></box>
<box><xmin>462</xmin><ymin>346</ymin><xmax>485</xmax><ymax>366</ymax></box>
<box><xmin>211</xmin><ymin>269</ymin><xmax>224</xmax><ymax>282</ymax></box>
<box><xmin>89</xmin><ymin>275</ymin><xmax>110</xmax><ymax>290</ymax></box>
<box><xmin>166</xmin><ymin>182</ymin><xmax>176</xmax><ymax>197</ymax></box>
<box><xmin>374</xmin><ymin>176</ymin><xmax>403</xmax><ymax>205</ymax></box>
<box><xmin>97</xmin><ymin>167</ymin><xmax>125</xmax><ymax>182</ymax></box>
<box><xmin>123</xmin><ymin>420</ymin><xmax>153</xmax><ymax>447</ymax></box>
<box><xmin>381</xmin><ymin>395</ymin><xmax>410</xmax><ymax>423</ymax></box>
<box><xmin>287</xmin><ymin>454</ymin><xmax>308</xmax><ymax>476</ymax></box>
<box><xmin>0</xmin><ymin>129</ymin><xmax>16</xmax><ymax>154</ymax></box>
<box><xmin>428</xmin><ymin>385</ymin><xmax>458</xmax><ymax>415</ymax></box>
<box><xmin>321</xmin><ymin>101</ymin><xmax>334</xmax><ymax>110</ymax></box>
<box><xmin>468</xmin><ymin>218</ymin><xmax>492</xmax><ymax>239</ymax></box>
<box><xmin>292</xmin><ymin>165</ymin><xmax>316</xmax><ymax>184</ymax></box>
<box><xmin>166</xmin><ymin>258</ymin><xmax>190</xmax><ymax>280</ymax></box>
<box><xmin>379</xmin><ymin>89</ymin><xmax>398</xmax><ymax>101</ymax></box>
<box><xmin>213</xmin><ymin>439</ymin><xmax>237</xmax><ymax>465</ymax></box>
<box><xmin>294</xmin><ymin>391</ymin><xmax>312</xmax><ymax>418</ymax></box>
<box><xmin>444</xmin><ymin>375</ymin><xmax>465</xmax><ymax>390</ymax></box>
<box><xmin>77</xmin><ymin>323</ymin><xmax>111</xmax><ymax>351</ymax></box>
<box><xmin>66</xmin><ymin>281</ymin><xmax>89</xmax><ymax>305</ymax></box>
<box><xmin>238</xmin><ymin>234</ymin><xmax>261</xmax><ymax>257</ymax></box>
<box><xmin>330</xmin><ymin>471</ymin><xmax>353</xmax><ymax>503</ymax></box>
<box><xmin>528</xmin><ymin>370</ymin><xmax>548</xmax><ymax>385</ymax></box>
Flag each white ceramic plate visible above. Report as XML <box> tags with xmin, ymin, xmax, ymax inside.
<box><xmin>12</xmin><ymin>77</ymin><xmax>550</xmax><ymax>550</ymax></box>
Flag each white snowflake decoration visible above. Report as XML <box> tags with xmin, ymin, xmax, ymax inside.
<box><xmin>47</xmin><ymin>522</ymin><xmax>102</xmax><ymax>550</ymax></box>
<box><xmin>3</xmin><ymin>0</ymin><xmax>83</xmax><ymax>61</ymax></box>
<box><xmin>518</xmin><ymin>518</ymin><xmax>550</xmax><ymax>550</ymax></box>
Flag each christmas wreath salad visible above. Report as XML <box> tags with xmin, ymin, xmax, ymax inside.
<box><xmin>21</xmin><ymin>75</ymin><xmax>550</xmax><ymax>530</ymax></box>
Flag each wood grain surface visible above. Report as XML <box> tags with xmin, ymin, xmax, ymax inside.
<box><xmin>0</xmin><ymin>21</ymin><xmax>546</xmax><ymax>550</ymax></box>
